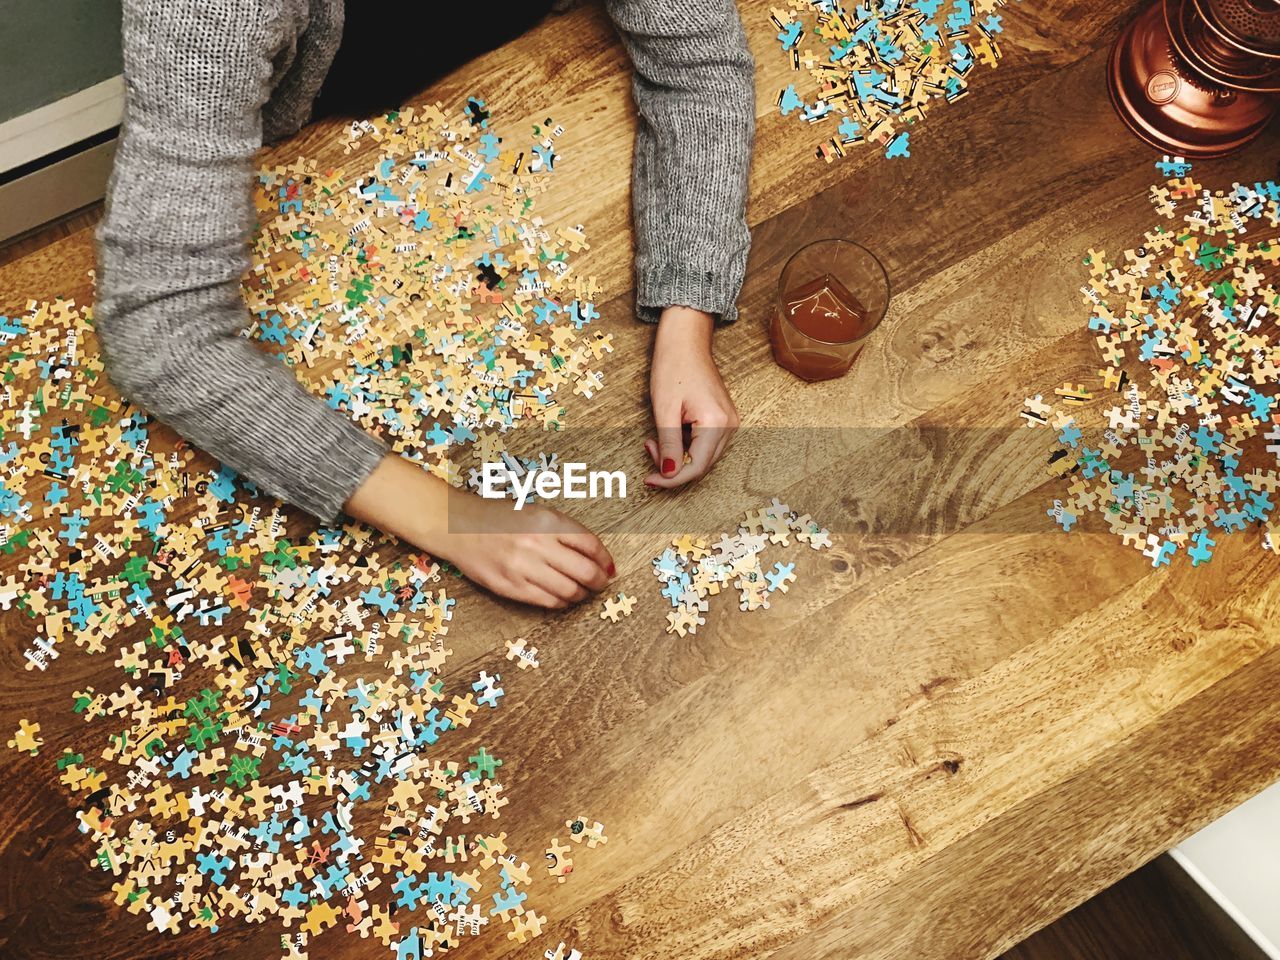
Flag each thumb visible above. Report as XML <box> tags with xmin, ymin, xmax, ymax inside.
<box><xmin>655</xmin><ymin>406</ymin><xmax>685</xmax><ymax>478</ymax></box>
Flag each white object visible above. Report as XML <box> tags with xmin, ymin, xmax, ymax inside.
<box><xmin>1171</xmin><ymin>780</ymin><xmax>1280</xmax><ymax>959</ymax></box>
<box><xmin>0</xmin><ymin>137</ymin><xmax>116</xmax><ymax>243</ymax></box>
<box><xmin>0</xmin><ymin>75</ymin><xmax>124</xmax><ymax>174</ymax></box>
<box><xmin>0</xmin><ymin>75</ymin><xmax>123</xmax><ymax>243</ymax></box>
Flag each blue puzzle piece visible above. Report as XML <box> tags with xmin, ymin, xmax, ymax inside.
<box><xmin>884</xmin><ymin>131</ymin><xmax>911</xmax><ymax>159</ymax></box>
<box><xmin>766</xmin><ymin>562</ymin><xmax>796</xmax><ymax>592</ymax></box>
<box><xmin>393</xmin><ymin>871</ymin><xmax>429</xmax><ymax>910</ymax></box>
<box><xmin>1157</xmin><ymin>156</ymin><xmax>1192</xmax><ymax>179</ymax></box>
<box><xmin>838</xmin><ymin>117</ymin><xmax>861</xmax><ymax>143</ymax></box>
<box><xmin>1188</xmin><ymin>530</ymin><xmax>1215</xmax><ymax>566</ymax></box>
<box><xmin>294</xmin><ymin>643</ymin><xmax>329</xmax><ymax>677</ymax></box>
<box><xmin>1149</xmin><ymin>539</ymin><xmax>1177</xmax><ymax>567</ymax></box>
<box><xmin>778</xmin><ymin>84</ymin><xmax>803</xmax><ymax>116</ymax></box>
<box><xmin>196</xmin><ymin>851</ymin><xmax>233</xmax><ymax>885</ymax></box>
<box><xmin>1191</xmin><ymin>425</ymin><xmax>1224</xmax><ymax>456</ymax></box>
<box><xmin>478</xmin><ymin>132</ymin><xmax>501</xmax><ymax>162</ymax></box>
<box><xmin>490</xmin><ymin>884</ymin><xmax>527</xmax><ymax>915</ymax></box>
<box><xmin>1048</xmin><ymin>504</ymin><xmax>1078</xmax><ymax>532</ymax></box>
<box><xmin>394</xmin><ymin>928</ymin><xmax>423</xmax><ymax>960</ymax></box>
<box><xmin>360</xmin><ymin>587</ymin><xmax>396</xmax><ymax>615</ymax></box>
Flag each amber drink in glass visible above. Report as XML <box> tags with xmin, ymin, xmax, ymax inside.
<box><xmin>770</xmin><ymin>239</ymin><xmax>889</xmax><ymax>381</ymax></box>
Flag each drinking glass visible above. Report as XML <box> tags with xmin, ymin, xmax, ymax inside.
<box><xmin>770</xmin><ymin>239</ymin><xmax>890</xmax><ymax>381</ymax></box>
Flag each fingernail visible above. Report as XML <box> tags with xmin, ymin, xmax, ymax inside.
<box><xmin>644</xmin><ymin>480</ymin><xmax>658</xmax><ymax>489</ymax></box>
<box><xmin>607</xmin><ymin>563</ymin><xmax>616</xmax><ymax>577</ymax></box>
<box><xmin>662</xmin><ymin>458</ymin><xmax>677</xmax><ymax>476</ymax></box>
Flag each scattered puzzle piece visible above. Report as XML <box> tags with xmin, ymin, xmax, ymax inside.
<box><xmin>599</xmin><ymin>592</ymin><xmax>636</xmax><ymax>623</ymax></box>
<box><xmin>504</xmin><ymin>638</ymin><xmax>540</xmax><ymax>670</ymax></box>
<box><xmin>544</xmin><ymin>839</ymin><xmax>573</xmax><ymax>883</ymax></box>
<box><xmin>8</xmin><ymin>719</ymin><xmax>43</xmax><ymax>755</ymax></box>
<box><xmin>565</xmin><ymin>817</ymin><xmax>608</xmax><ymax>849</ymax></box>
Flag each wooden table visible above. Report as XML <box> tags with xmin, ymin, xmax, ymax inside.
<box><xmin>4</xmin><ymin>2</ymin><xmax>1280</xmax><ymax>959</ymax></box>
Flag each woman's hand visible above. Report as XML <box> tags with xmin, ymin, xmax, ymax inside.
<box><xmin>442</xmin><ymin>495</ymin><xmax>615</xmax><ymax>609</ymax></box>
<box><xmin>346</xmin><ymin>455</ymin><xmax>614</xmax><ymax>609</ymax></box>
<box><xmin>645</xmin><ymin>305</ymin><xmax>739</xmax><ymax>489</ymax></box>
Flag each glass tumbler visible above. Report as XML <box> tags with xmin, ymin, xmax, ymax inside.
<box><xmin>770</xmin><ymin>239</ymin><xmax>890</xmax><ymax>381</ymax></box>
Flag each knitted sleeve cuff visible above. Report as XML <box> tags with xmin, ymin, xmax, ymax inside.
<box><xmin>302</xmin><ymin>417</ymin><xmax>389</xmax><ymax>524</ymax></box>
<box><xmin>127</xmin><ymin>342</ymin><xmax>391</xmax><ymax>526</ymax></box>
<box><xmin>635</xmin><ymin>262</ymin><xmax>742</xmax><ymax>325</ymax></box>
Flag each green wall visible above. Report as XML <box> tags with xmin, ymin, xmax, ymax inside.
<box><xmin>0</xmin><ymin>0</ymin><xmax>123</xmax><ymax>124</ymax></box>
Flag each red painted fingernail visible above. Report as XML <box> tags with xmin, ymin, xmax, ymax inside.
<box><xmin>607</xmin><ymin>563</ymin><xmax>616</xmax><ymax>577</ymax></box>
<box><xmin>662</xmin><ymin>458</ymin><xmax>677</xmax><ymax>476</ymax></box>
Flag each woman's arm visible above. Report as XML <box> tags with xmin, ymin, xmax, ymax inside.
<box><xmin>604</xmin><ymin>0</ymin><xmax>755</xmax><ymax>488</ymax></box>
<box><xmin>95</xmin><ymin>0</ymin><xmax>386</xmax><ymax>523</ymax></box>
<box><xmin>604</xmin><ymin>0</ymin><xmax>756</xmax><ymax>324</ymax></box>
<box><xmin>96</xmin><ymin>0</ymin><xmax>614</xmax><ymax>606</ymax></box>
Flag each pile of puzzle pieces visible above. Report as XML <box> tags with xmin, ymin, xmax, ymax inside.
<box><xmin>247</xmin><ymin>97</ymin><xmax>610</xmax><ymax>482</ymax></box>
<box><xmin>771</xmin><ymin>0</ymin><xmax>1010</xmax><ymax>161</ymax></box>
<box><xmin>651</xmin><ymin>500</ymin><xmax>832</xmax><ymax>637</ymax></box>
<box><xmin>0</xmin><ymin>97</ymin><xmax>617</xmax><ymax>959</ymax></box>
<box><xmin>1022</xmin><ymin>157</ymin><xmax>1280</xmax><ymax>567</ymax></box>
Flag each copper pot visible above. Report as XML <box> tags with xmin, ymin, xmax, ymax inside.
<box><xmin>1108</xmin><ymin>0</ymin><xmax>1280</xmax><ymax>157</ymax></box>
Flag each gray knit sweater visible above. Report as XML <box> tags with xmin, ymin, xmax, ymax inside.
<box><xmin>96</xmin><ymin>0</ymin><xmax>755</xmax><ymax>522</ymax></box>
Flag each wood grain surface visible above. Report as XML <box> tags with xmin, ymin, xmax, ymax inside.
<box><xmin>3</xmin><ymin>2</ymin><xmax>1280</xmax><ymax>960</ymax></box>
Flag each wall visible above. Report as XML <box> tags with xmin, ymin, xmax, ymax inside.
<box><xmin>0</xmin><ymin>0</ymin><xmax>122</xmax><ymax>124</ymax></box>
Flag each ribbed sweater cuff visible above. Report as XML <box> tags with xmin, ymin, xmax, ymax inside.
<box><xmin>297</xmin><ymin>418</ymin><xmax>388</xmax><ymax>524</ymax></box>
<box><xmin>636</xmin><ymin>263</ymin><xmax>741</xmax><ymax>325</ymax></box>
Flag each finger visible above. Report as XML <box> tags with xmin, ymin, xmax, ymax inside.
<box><xmin>646</xmin><ymin>414</ymin><xmax>727</xmax><ymax>487</ymax></box>
<box><xmin>707</xmin><ymin>403</ymin><xmax>739</xmax><ymax>467</ymax></box>
<box><xmin>644</xmin><ymin>462</ymin><xmax>683</xmax><ymax>488</ymax></box>
<box><xmin>549</xmin><ymin>542</ymin><xmax>610</xmax><ymax>591</ymax></box>
<box><xmin>682</xmin><ymin>425</ymin><xmax>723</xmax><ymax>481</ymax></box>
<box><xmin>654</xmin><ymin>405</ymin><xmax>686</xmax><ymax>479</ymax></box>
<box><xmin>643</xmin><ymin>439</ymin><xmax>663</xmax><ymax>489</ymax></box>
<box><xmin>645</xmin><ymin>429</ymin><xmax>714</xmax><ymax>489</ymax></box>
<box><xmin>710</xmin><ymin>417</ymin><xmax>738</xmax><ymax>468</ymax></box>
<box><xmin>557</xmin><ymin>530</ymin><xmax>615</xmax><ymax>578</ymax></box>
<box><xmin>518</xmin><ymin>582</ymin><xmax>568</xmax><ymax>609</ymax></box>
<box><xmin>530</xmin><ymin>565</ymin><xmax>589</xmax><ymax>605</ymax></box>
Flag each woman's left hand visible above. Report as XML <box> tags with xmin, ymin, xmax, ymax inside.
<box><xmin>645</xmin><ymin>305</ymin><xmax>740</xmax><ymax>489</ymax></box>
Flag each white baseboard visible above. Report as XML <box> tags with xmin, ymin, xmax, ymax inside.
<box><xmin>0</xmin><ymin>137</ymin><xmax>115</xmax><ymax>243</ymax></box>
<box><xmin>1171</xmin><ymin>780</ymin><xmax>1280</xmax><ymax>960</ymax></box>
<box><xmin>0</xmin><ymin>75</ymin><xmax>124</xmax><ymax>175</ymax></box>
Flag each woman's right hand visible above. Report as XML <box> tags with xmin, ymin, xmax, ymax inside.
<box><xmin>345</xmin><ymin>454</ymin><xmax>614</xmax><ymax>609</ymax></box>
<box><xmin>441</xmin><ymin>492</ymin><xmax>615</xmax><ymax>608</ymax></box>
